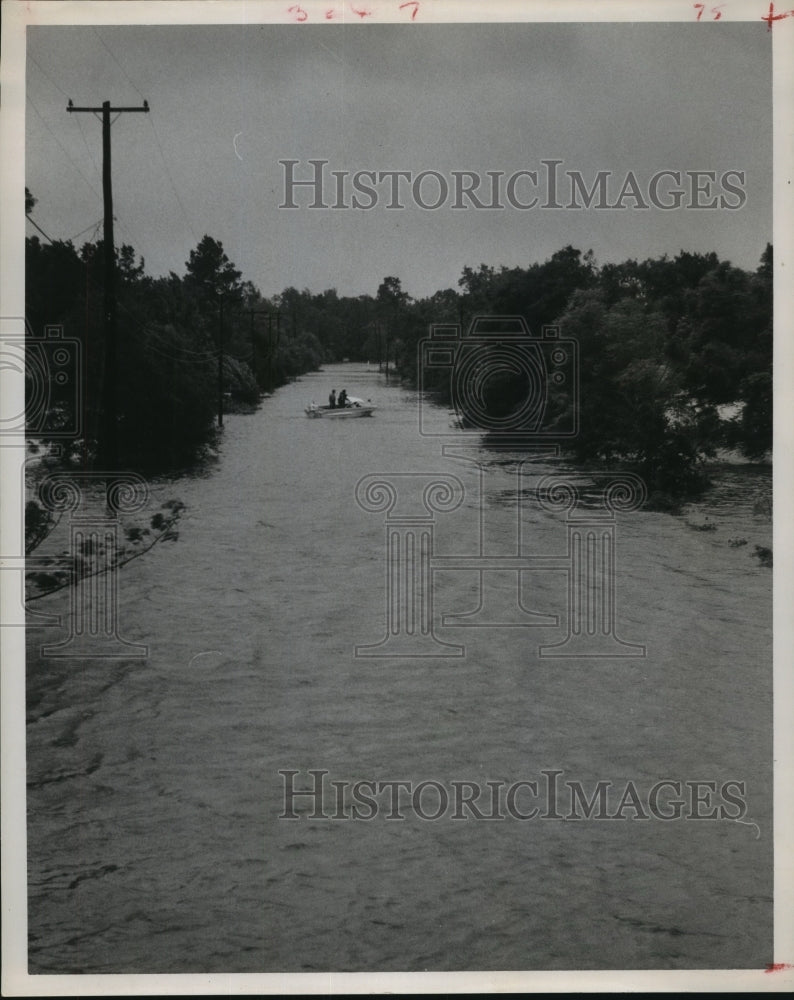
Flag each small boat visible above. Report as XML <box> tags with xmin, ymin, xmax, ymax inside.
<box><xmin>305</xmin><ymin>396</ymin><xmax>376</xmax><ymax>418</ymax></box>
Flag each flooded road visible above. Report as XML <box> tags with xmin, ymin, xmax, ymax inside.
<box><xmin>26</xmin><ymin>364</ymin><xmax>773</xmax><ymax>973</ymax></box>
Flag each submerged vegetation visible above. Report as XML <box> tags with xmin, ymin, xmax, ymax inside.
<box><xmin>388</xmin><ymin>245</ymin><xmax>772</xmax><ymax>511</ymax></box>
<box><xmin>26</xmin><ymin>180</ymin><xmax>771</xmax><ymax>514</ymax></box>
<box><xmin>25</xmin><ymin>226</ymin><xmax>324</xmax><ymax>474</ymax></box>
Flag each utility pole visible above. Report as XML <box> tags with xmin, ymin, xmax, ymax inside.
<box><xmin>272</xmin><ymin>312</ymin><xmax>281</xmax><ymax>376</ymax></box>
<box><xmin>67</xmin><ymin>98</ymin><xmax>149</xmax><ymax>469</ymax></box>
<box><xmin>248</xmin><ymin>308</ymin><xmax>269</xmax><ymax>384</ymax></box>
<box><xmin>218</xmin><ymin>296</ymin><xmax>225</xmax><ymax>427</ymax></box>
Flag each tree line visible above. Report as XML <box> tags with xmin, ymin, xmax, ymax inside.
<box><xmin>371</xmin><ymin>245</ymin><xmax>772</xmax><ymax>507</ymax></box>
<box><xmin>26</xmin><ymin>225</ymin><xmax>325</xmax><ymax>472</ymax></box>
<box><xmin>26</xmin><ymin>186</ymin><xmax>771</xmax><ymax>503</ymax></box>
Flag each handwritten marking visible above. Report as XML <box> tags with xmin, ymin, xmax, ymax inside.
<box><xmin>399</xmin><ymin>1</ymin><xmax>420</xmax><ymax>20</ymax></box>
<box><xmin>282</xmin><ymin>1</ymin><xmax>422</xmax><ymax>21</ymax></box>
<box><xmin>761</xmin><ymin>2</ymin><xmax>794</xmax><ymax>28</ymax></box>
<box><xmin>233</xmin><ymin>132</ymin><xmax>243</xmax><ymax>161</ymax></box>
<box><xmin>694</xmin><ymin>3</ymin><xmax>726</xmax><ymax>19</ymax></box>
<box><xmin>765</xmin><ymin>963</ymin><xmax>794</xmax><ymax>973</ymax></box>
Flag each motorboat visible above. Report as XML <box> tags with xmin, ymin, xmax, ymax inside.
<box><xmin>305</xmin><ymin>396</ymin><xmax>376</xmax><ymax>418</ymax></box>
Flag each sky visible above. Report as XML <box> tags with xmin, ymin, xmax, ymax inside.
<box><xmin>23</xmin><ymin>16</ymin><xmax>772</xmax><ymax>302</ymax></box>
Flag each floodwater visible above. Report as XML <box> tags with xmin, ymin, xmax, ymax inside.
<box><xmin>26</xmin><ymin>364</ymin><xmax>773</xmax><ymax>973</ymax></box>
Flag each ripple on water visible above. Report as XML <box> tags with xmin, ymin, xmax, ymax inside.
<box><xmin>25</xmin><ymin>370</ymin><xmax>773</xmax><ymax>973</ymax></box>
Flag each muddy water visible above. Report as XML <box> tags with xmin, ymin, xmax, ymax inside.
<box><xmin>26</xmin><ymin>364</ymin><xmax>772</xmax><ymax>972</ymax></box>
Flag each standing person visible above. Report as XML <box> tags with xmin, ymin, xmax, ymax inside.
<box><xmin>338</xmin><ymin>389</ymin><xmax>348</xmax><ymax>408</ymax></box>
<box><xmin>329</xmin><ymin>389</ymin><xmax>337</xmax><ymax>409</ymax></box>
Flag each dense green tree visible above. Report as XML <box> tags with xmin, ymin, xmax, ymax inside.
<box><xmin>25</xmin><ymin>217</ymin><xmax>772</xmax><ymax>497</ymax></box>
<box><xmin>185</xmin><ymin>235</ymin><xmax>243</xmax><ymax>305</ymax></box>
<box><xmin>558</xmin><ymin>289</ymin><xmax>719</xmax><ymax>502</ymax></box>
<box><xmin>376</xmin><ymin>276</ymin><xmax>411</xmax><ymax>371</ymax></box>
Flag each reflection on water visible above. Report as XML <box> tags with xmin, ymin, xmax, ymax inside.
<box><xmin>26</xmin><ymin>364</ymin><xmax>772</xmax><ymax>973</ymax></box>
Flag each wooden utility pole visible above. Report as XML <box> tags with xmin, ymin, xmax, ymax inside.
<box><xmin>218</xmin><ymin>296</ymin><xmax>225</xmax><ymax>427</ymax></box>
<box><xmin>67</xmin><ymin>99</ymin><xmax>149</xmax><ymax>469</ymax></box>
<box><xmin>248</xmin><ymin>308</ymin><xmax>270</xmax><ymax>383</ymax></box>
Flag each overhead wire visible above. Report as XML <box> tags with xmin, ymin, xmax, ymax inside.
<box><xmin>29</xmin><ymin>35</ymin><xmax>208</xmax><ymax>284</ymax></box>
<box><xmin>146</xmin><ymin>113</ymin><xmax>200</xmax><ymax>248</ymax></box>
<box><xmin>27</xmin><ymin>53</ymin><xmax>71</xmax><ymax>99</ymax></box>
<box><xmin>73</xmin><ymin>111</ymin><xmax>103</xmax><ymax>182</ymax></box>
<box><xmin>68</xmin><ymin>217</ymin><xmax>105</xmax><ymax>243</ymax></box>
<box><xmin>26</xmin><ymin>42</ymin><xmax>264</xmax><ymax>374</ymax></box>
<box><xmin>25</xmin><ymin>62</ymin><xmax>211</xmax><ymax>362</ymax></box>
<box><xmin>93</xmin><ymin>26</ymin><xmax>202</xmax><ymax>253</ymax></box>
<box><xmin>25</xmin><ymin>215</ymin><xmax>55</xmax><ymax>243</ymax></box>
<box><xmin>26</xmin><ymin>91</ymin><xmax>102</xmax><ymax>202</ymax></box>
<box><xmin>91</xmin><ymin>27</ymin><xmax>147</xmax><ymax>101</ymax></box>
<box><xmin>86</xmin><ymin>27</ymin><xmax>199</xmax><ymax>263</ymax></box>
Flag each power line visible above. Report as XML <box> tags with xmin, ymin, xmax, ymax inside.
<box><xmin>69</xmin><ymin>217</ymin><xmax>105</xmax><ymax>243</ymax></box>
<box><xmin>86</xmin><ymin>28</ymin><xmax>198</xmax><ymax>249</ymax></box>
<box><xmin>26</xmin><ymin>92</ymin><xmax>102</xmax><ymax>201</ymax></box>
<box><xmin>67</xmin><ymin>98</ymin><xmax>150</xmax><ymax>470</ymax></box>
<box><xmin>28</xmin><ymin>48</ymin><xmax>196</xmax><ymax>279</ymax></box>
<box><xmin>91</xmin><ymin>27</ymin><xmax>147</xmax><ymax>102</ymax></box>
<box><xmin>71</xmin><ymin>106</ymin><xmax>150</xmax><ymax>267</ymax></box>
<box><xmin>25</xmin><ymin>206</ymin><xmax>104</xmax><ymax>246</ymax></box>
<box><xmin>73</xmin><ymin>112</ymin><xmax>104</xmax><ymax>182</ymax></box>
<box><xmin>147</xmin><ymin>114</ymin><xmax>199</xmax><ymax>247</ymax></box>
<box><xmin>27</xmin><ymin>86</ymin><xmax>148</xmax><ymax>260</ymax></box>
<box><xmin>27</xmin><ymin>53</ymin><xmax>71</xmax><ymax>99</ymax></box>
<box><xmin>25</xmin><ymin>215</ymin><xmax>55</xmax><ymax>243</ymax></box>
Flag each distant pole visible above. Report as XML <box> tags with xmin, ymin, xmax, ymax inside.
<box><xmin>249</xmin><ymin>309</ymin><xmax>257</xmax><ymax>376</ymax></box>
<box><xmin>101</xmin><ymin>102</ymin><xmax>116</xmax><ymax>466</ymax></box>
<box><xmin>248</xmin><ymin>308</ymin><xmax>269</xmax><ymax>383</ymax></box>
<box><xmin>218</xmin><ymin>297</ymin><xmax>224</xmax><ymax>427</ymax></box>
<box><xmin>67</xmin><ymin>98</ymin><xmax>149</xmax><ymax>469</ymax></box>
<box><xmin>267</xmin><ymin>313</ymin><xmax>274</xmax><ymax>373</ymax></box>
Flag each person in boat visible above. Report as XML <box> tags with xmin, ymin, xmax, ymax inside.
<box><xmin>329</xmin><ymin>389</ymin><xmax>337</xmax><ymax>409</ymax></box>
<box><xmin>338</xmin><ymin>389</ymin><xmax>348</xmax><ymax>408</ymax></box>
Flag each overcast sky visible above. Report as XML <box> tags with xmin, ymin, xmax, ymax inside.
<box><xmin>25</xmin><ymin>20</ymin><xmax>771</xmax><ymax>300</ymax></box>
